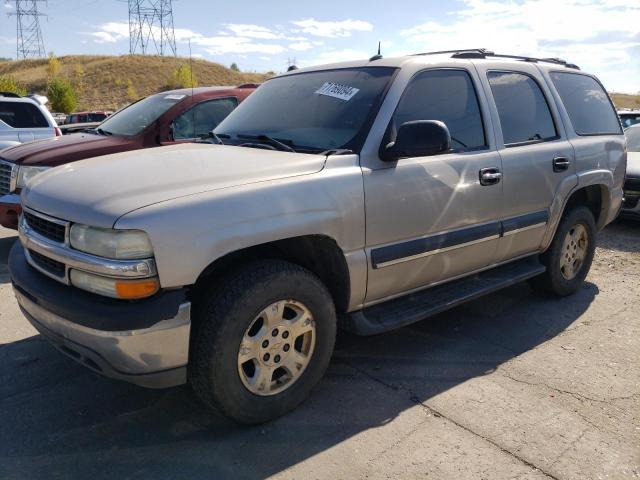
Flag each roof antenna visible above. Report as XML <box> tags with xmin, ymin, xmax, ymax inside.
<box><xmin>369</xmin><ymin>41</ymin><xmax>382</xmax><ymax>61</ymax></box>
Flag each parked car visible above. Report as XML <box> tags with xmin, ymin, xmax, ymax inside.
<box><xmin>64</xmin><ymin>111</ymin><xmax>111</xmax><ymax>125</ymax></box>
<box><xmin>621</xmin><ymin>124</ymin><xmax>640</xmax><ymax>217</ymax></box>
<box><xmin>0</xmin><ymin>92</ymin><xmax>60</xmax><ymax>150</ymax></box>
<box><xmin>618</xmin><ymin>109</ymin><xmax>640</xmax><ymax>128</ymax></box>
<box><xmin>50</xmin><ymin>112</ymin><xmax>67</xmax><ymax>125</ymax></box>
<box><xmin>0</xmin><ymin>84</ymin><xmax>256</xmax><ymax>228</ymax></box>
<box><xmin>59</xmin><ymin>121</ymin><xmax>107</xmax><ymax>135</ymax></box>
<box><xmin>8</xmin><ymin>50</ymin><xmax>625</xmax><ymax>424</ymax></box>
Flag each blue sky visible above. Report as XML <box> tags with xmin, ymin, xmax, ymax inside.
<box><xmin>1</xmin><ymin>0</ymin><xmax>639</xmax><ymax>92</ymax></box>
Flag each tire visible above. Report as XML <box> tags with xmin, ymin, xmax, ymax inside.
<box><xmin>189</xmin><ymin>259</ymin><xmax>336</xmax><ymax>424</ymax></box>
<box><xmin>529</xmin><ymin>206</ymin><xmax>596</xmax><ymax>296</ymax></box>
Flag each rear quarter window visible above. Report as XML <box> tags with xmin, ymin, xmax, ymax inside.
<box><xmin>549</xmin><ymin>72</ymin><xmax>622</xmax><ymax>135</ymax></box>
<box><xmin>0</xmin><ymin>101</ymin><xmax>49</xmax><ymax>128</ymax></box>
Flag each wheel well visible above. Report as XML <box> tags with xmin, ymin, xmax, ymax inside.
<box><xmin>193</xmin><ymin>235</ymin><xmax>351</xmax><ymax>313</ymax></box>
<box><xmin>564</xmin><ymin>185</ymin><xmax>604</xmax><ymax>226</ymax></box>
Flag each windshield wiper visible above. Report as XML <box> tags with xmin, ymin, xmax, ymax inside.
<box><xmin>197</xmin><ymin>131</ymin><xmax>226</xmax><ymax>145</ymax></box>
<box><xmin>320</xmin><ymin>148</ymin><xmax>354</xmax><ymax>156</ymax></box>
<box><xmin>95</xmin><ymin>128</ymin><xmax>113</xmax><ymax>136</ymax></box>
<box><xmin>237</xmin><ymin>134</ymin><xmax>295</xmax><ymax>153</ymax></box>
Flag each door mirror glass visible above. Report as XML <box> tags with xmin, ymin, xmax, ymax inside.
<box><xmin>382</xmin><ymin>120</ymin><xmax>451</xmax><ymax>161</ymax></box>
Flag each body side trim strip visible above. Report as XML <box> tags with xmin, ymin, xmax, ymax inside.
<box><xmin>371</xmin><ymin>209</ymin><xmax>549</xmax><ymax>269</ymax></box>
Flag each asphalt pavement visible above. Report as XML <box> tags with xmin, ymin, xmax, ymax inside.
<box><xmin>0</xmin><ymin>222</ymin><xmax>638</xmax><ymax>480</ymax></box>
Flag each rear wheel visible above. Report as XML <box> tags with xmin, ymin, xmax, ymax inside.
<box><xmin>529</xmin><ymin>206</ymin><xmax>596</xmax><ymax>296</ymax></box>
<box><xmin>189</xmin><ymin>260</ymin><xmax>336</xmax><ymax>424</ymax></box>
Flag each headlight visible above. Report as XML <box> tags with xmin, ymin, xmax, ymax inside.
<box><xmin>70</xmin><ymin>224</ymin><xmax>154</xmax><ymax>259</ymax></box>
<box><xmin>70</xmin><ymin>270</ymin><xmax>159</xmax><ymax>299</ymax></box>
<box><xmin>16</xmin><ymin>166</ymin><xmax>50</xmax><ymax>189</ymax></box>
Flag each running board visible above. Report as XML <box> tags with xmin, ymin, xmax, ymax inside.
<box><xmin>343</xmin><ymin>256</ymin><xmax>545</xmax><ymax>336</ymax></box>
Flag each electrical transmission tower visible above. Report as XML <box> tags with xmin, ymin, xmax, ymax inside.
<box><xmin>8</xmin><ymin>0</ymin><xmax>47</xmax><ymax>60</ymax></box>
<box><xmin>128</xmin><ymin>0</ymin><xmax>177</xmax><ymax>56</ymax></box>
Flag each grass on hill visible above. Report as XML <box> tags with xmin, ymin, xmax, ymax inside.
<box><xmin>610</xmin><ymin>93</ymin><xmax>640</xmax><ymax>109</ymax></box>
<box><xmin>0</xmin><ymin>55</ymin><xmax>269</xmax><ymax>111</ymax></box>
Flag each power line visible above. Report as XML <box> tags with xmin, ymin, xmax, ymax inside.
<box><xmin>127</xmin><ymin>0</ymin><xmax>176</xmax><ymax>56</ymax></box>
<box><xmin>8</xmin><ymin>0</ymin><xmax>47</xmax><ymax>60</ymax></box>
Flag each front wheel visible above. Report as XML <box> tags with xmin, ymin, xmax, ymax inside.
<box><xmin>529</xmin><ymin>206</ymin><xmax>596</xmax><ymax>296</ymax></box>
<box><xmin>189</xmin><ymin>260</ymin><xmax>336</xmax><ymax>424</ymax></box>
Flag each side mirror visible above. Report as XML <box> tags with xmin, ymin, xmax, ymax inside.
<box><xmin>382</xmin><ymin>120</ymin><xmax>451</xmax><ymax>161</ymax></box>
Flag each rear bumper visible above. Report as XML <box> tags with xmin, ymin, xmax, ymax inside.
<box><xmin>9</xmin><ymin>242</ymin><xmax>191</xmax><ymax>388</ymax></box>
<box><xmin>0</xmin><ymin>194</ymin><xmax>21</xmax><ymax>229</ymax></box>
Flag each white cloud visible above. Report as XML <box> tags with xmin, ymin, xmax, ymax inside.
<box><xmin>399</xmin><ymin>0</ymin><xmax>640</xmax><ymax>92</ymax></box>
<box><xmin>88</xmin><ymin>21</ymin><xmax>129</xmax><ymax>43</ymax></box>
<box><xmin>291</xmin><ymin>18</ymin><xmax>373</xmax><ymax>38</ymax></box>
<box><xmin>301</xmin><ymin>48</ymin><xmax>371</xmax><ymax>66</ymax></box>
<box><xmin>193</xmin><ymin>36</ymin><xmax>285</xmax><ymax>55</ymax></box>
<box><xmin>289</xmin><ymin>41</ymin><xmax>315</xmax><ymax>51</ymax></box>
<box><xmin>224</xmin><ymin>24</ymin><xmax>281</xmax><ymax>40</ymax></box>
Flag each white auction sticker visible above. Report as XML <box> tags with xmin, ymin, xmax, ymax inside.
<box><xmin>315</xmin><ymin>82</ymin><xmax>360</xmax><ymax>101</ymax></box>
<box><xmin>164</xmin><ymin>94</ymin><xmax>187</xmax><ymax>100</ymax></box>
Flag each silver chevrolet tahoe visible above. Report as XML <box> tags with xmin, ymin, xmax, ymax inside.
<box><xmin>9</xmin><ymin>49</ymin><xmax>626</xmax><ymax>424</ymax></box>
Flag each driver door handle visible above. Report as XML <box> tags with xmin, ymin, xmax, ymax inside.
<box><xmin>553</xmin><ymin>156</ymin><xmax>571</xmax><ymax>172</ymax></box>
<box><xmin>479</xmin><ymin>167</ymin><xmax>502</xmax><ymax>186</ymax></box>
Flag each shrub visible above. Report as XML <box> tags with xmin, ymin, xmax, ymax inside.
<box><xmin>126</xmin><ymin>79</ymin><xmax>138</xmax><ymax>101</ymax></box>
<box><xmin>230</xmin><ymin>63</ymin><xmax>240</xmax><ymax>72</ymax></box>
<box><xmin>0</xmin><ymin>75</ymin><xmax>27</xmax><ymax>96</ymax></box>
<box><xmin>168</xmin><ymin>64</ymin><xmax>197</xmax><ymax>88</ymax></box>
<box><xmin>47</xmin><ymin>53</ymin><xmax>61</xmax><ymax>78</ymax></box>
<box><xmin>47</xmin><ymin>77</ymin><xmax>77</xmax><ymax>113</ymax></box>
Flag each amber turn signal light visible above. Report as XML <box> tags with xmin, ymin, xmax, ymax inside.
<box><xmin>115</xmin><ymin>278</ymin><xmax>160</xmax><ymax>299</ymax></box>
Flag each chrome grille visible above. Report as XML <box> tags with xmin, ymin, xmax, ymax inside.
<box><xmin>24</xmin><ymin>211</ymin><xmax>67</xmax><ymax>244</ymax></box>
<box><xmin>28</xmin><ymin>249</ymin><xmax>66</xmax><ymax>278</ymax></box>
<box><xmin>0</xmin><ymin>160</ymin><xmax>13</xmax><ymax>196</ymax></box>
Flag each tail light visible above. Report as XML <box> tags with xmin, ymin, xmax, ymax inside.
<box><xmin>54</xmin><ymin>127</ymin><xmax>62</xmax><ymax>137</ymax></box>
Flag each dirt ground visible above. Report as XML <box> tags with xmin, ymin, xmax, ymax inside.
<box><xmin>0</xmin><ymin>220</ymin><xmax>638</xmax><ymax>480</ymax></box>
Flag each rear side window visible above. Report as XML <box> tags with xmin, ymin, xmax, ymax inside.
<box><xmin>391</xmin><ymin>69</ymin><xmax>486</xmax><ymax>151</ymax></box>
<box><xmin>487</xmin><ymin>72</ymin><xmax>557</xmax><ymax>146</ymax></box>
<box><xmin>0</xmin><ymin>101</ymin><xmax>49</xmax><ymax>128</ymax></box>
<box><xmin>550</xmin><ymin>72</ymin><xmax>622</xmax><ymax>135</ymax></box>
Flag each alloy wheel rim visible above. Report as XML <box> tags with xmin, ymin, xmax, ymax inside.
<box><xmin>237</xmin><ymin>299</ymin><xmax>316</xmax><ymax>396</ymax></box>
<box><xmin>560</xmin><ymin>223</ymin><xmax>588</xmax><ymax>280</ymax></box>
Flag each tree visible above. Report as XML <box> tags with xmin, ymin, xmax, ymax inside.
<box><xmin>0</xmin><ymin>75</ymin><xmax>27</xmax><ymax>96</ymax></box>
<box><xmin>47</xmin><ymin>53</ymin><xmax>61</xmax><ymax>79</ymax></box>
<box><xmin>168</xmin><ymin>64</ymin><xmax>197</xmax><ymax>88</ymax></box>
<box><xmin>230</xmin><ymin>62</ymin><xmax>240</xmax><ymax>72</ymax></box>
<box><xmin>47</xmin><ymin>77</ymin><xmax>77</xmax><ymax>114</ymax></box>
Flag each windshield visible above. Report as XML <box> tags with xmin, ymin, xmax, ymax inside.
<box><xmin>215</xmin><ymin>67</ymin><xmax>396</xmax><ymax>153</ymax></box>
<box><xmin>620</xmin><ymin>113</ymin><xmax>640</xmax><ymax>129</ymax></box>
<box><xmin>626</xmin><ymin>126</ymin><xmax>640</xmax><ymax>152</ymax></box>
<box><xmin>98</xmin><ymin>93</ymin><xmax>186</xmax><ymax>136</ymax></box>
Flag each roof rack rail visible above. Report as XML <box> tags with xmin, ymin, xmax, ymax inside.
<box><xmin>0</xmin><ymin>91</ymin><xmax>21</xmax><ymax>98</ymax></box>
<box><xmin>413</xmin><ymin>48</ymin><xmax>580</xmax><ymax>70</ymax></box>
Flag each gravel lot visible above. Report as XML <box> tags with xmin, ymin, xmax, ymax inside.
<box><xmin>0</xmin><ymin>221</ymin><xmax>638</xmax><ymax>480</ymax></box>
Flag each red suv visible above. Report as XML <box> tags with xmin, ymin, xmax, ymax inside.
<box><xmin>0</xmin><ymin>84</ymin><xmax>256</xmax><ymax>229</ymax></box>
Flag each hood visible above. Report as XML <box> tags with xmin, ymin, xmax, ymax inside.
<box><xmin>627</xmin><ymin>151</ymin><xmax>640</xmax><ymax>178</ymax></box>
<box><xmin>0</xmin><ymin>133</ymin><xmax>138</xmax><ymax>167</ymax></box>
<box><xmin>22</xmin><ymin>143</ymin><xmax>326</xmax><ymax>228</ymax></box>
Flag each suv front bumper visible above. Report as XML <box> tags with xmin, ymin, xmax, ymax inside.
<box><xmin>9</xmin><ymin>242</ymin><xmax>191</xmax><ymax>388</ymax></box>
<box><xmin>621</xmin><ymin>177</ymin><xmax>640</xmax><ymax>218</ymax></box>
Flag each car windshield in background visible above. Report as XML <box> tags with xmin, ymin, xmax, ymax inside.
<box><xmin>626</xmin><ymin>126</ymin><xmax>640</xmax><ymax>152</ymax></box>
<box><xmin>98</xmin><ymin>93</ymin><xmax>186</xmax><ymax>136</ymax></box>
<box><xmin>88</xmin><ymin>113</ymin><xmax>107</xmax><ymax>122</ymax></box>
<box><xmin>620</xmin><ymin>114</ymin><xmax>640</xmax><ymax>129</ymax></box>
<box><xmin>215</xmin><ymin>67</ymin><xmax>396</xmax><ymax>153</ymax></box>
